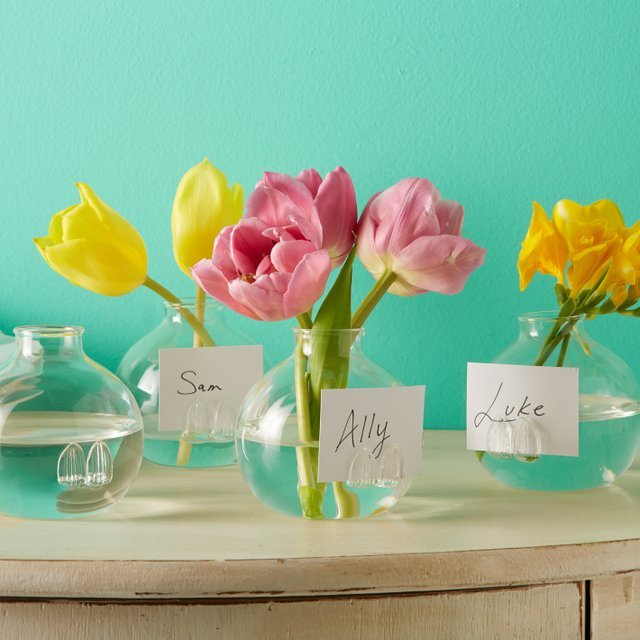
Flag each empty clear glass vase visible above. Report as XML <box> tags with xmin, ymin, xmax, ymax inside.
<box><xmin>117</xmin><ymin>298</ymin><xmax>257</xmax><ymax>468</ymax></box>
<box><xmin>237</xmin><ymin>328</ymin><xmax>413</xmax><ymax>519</ymax></box>
<box><xmin>0</xmin><ymin>326</ymin><xmax>144</xmax><ymax>519</ymax></box>
<box><xmin>480</xmin><ymin>312</ymin><xmax>640</xmax><ymax>490</ymax></box>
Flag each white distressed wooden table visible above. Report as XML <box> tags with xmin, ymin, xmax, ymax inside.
<box><xmin>1</xmin><ymin>431</ymin><xmax>639</xmax><ymax>639</ymax></box>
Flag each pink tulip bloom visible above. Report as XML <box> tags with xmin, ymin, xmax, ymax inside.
<box><xmin>248</xmin><ymin>167</ymin><xmax>357</xmax><ymax>268</ymax></box>
<box><xmin>192</xmin><ymin>217</ymin><xmax>331</xmax><ymax>321</ymax></box>
<box><xmin>357</xmin><ymin>178</ymin><xmax>486</xmax><ymax>296</ymax></box>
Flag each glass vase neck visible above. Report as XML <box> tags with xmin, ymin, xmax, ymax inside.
<box><xmin>293</xmin><ymin>328</ymin><xmax>364</xmax><ymax>355</ymax></box>
<box><xmin>14</xmin><ymin>325</ymin><xmax>85</xmax><ymax>357</ymax></box>
<box><xmin>518</xmin><ymin>312</ymin><xmax>586</xmax><ymax>340</ymax></box>
<box><xmin>163</xmin><ymin>297</ymin><xmax>223</xmax><ymax>320</ymax></box>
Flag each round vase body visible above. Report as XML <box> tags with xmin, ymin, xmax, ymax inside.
<box><xmin>237</xmin><ymin>329</ymin><xmax>413</xmax><ymax>519</ymax></box>
<box><xmin>480</xmin><ymin>313</ymin><xmax>640</xmax><ymax>491</ymax></box>
<box><xmin>117</xmin><ymin>299</ymin><xmax>258</xmax><ymax>468</ymax></box>
<box><xmin>0</xmin><ymin>326</ymin><xmax>144</xmax><ymax>519</ymax></box>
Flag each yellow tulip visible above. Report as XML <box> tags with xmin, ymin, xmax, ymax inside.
<box><xmin>171</xmin><ymin>158</ymin><xmax>243</xmax><ymax>277</ymax></box>
<box><xmin>552</xmin><ymin>199</ymin><xmax>625</xmax><ymax>294</ymax></box>
<box><xmin>34</xmin><ymin>183</ymin><xmax>148</xmax><ymax>296</ymax></box>
<box><xmin>518</xmin><ymin>202</ymin><xmax>568</xmax><ymax>290</ymax></box>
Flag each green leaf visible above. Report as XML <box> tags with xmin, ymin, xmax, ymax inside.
<box><xmin>307</xmin><ymin>247</ymin><xmax>357</xmax><ymax>438</ymax></box>
<box><xmin>554</xmin><ymin>283</ymin><xmax>569</xmax><ymax>306</ymax></box>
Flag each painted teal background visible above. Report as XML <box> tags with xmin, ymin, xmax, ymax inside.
<box><xmin>1</xmin><ymin>1</ymin><xmax>639</xmax><ymax>428</ymax></box>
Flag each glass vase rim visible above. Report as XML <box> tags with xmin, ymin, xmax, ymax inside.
<box><xmin>14</xmin><ymin>325</ymin><xmax>85</xmax><ymax>338</ymax></box>
<box><xmin>518</xmin><ymin>311</ymin><xmax>585</xmax><ymax>324</ymax></box>
<box><xmin>293</xmin><ymin>327</ymin><xmax>365</xmax><ymax>337</ymax></box>
<box><xmin>163</xmin><ymin>297</ymin><xmax>223</xmax><ymax>310</ymax></box>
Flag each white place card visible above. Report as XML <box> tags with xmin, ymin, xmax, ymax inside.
<box><xmin>158</xmin><ymin>346</ymin><xmax>263</xmax><ymax>432</ymax></box>
<box><xmin>466</xmin><ymin>362</ymin><xmax>579</xmax><ymax>457</ymax></box>
<box><xmin>318</xmin><ymin>386</ymin><xmax>425</xmax><ymax>483</ymax></box>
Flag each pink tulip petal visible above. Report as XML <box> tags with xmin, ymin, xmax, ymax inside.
<box><xmin>314</xmin><ymin>166</ymin><xmax>357</xmax><ymax>267</ymax></box>
<box><xmin>262</xmin><ymin>226</ymin><xmax>299</xmax><ymax>243</ymax></box>
<box><xmin>210</xmin><ymin>226</ymin><xmax>237</xmax><ymax>279</ymax></box>
<box><xmin>367</xmin><ymin>178</ymin><xmax>441</xmax><ymax>257</ymax></box>
<box><xmin>262</xmin><ymin>172</ymin><xmax>317</xmax><ymax>220</ymax></box>
<box><xmin>356</xmin><ymin>207</ymin><xmax>388</xmax><ymax>278</ymax></box>
<box><xmin>435</xmin><ymin>199</ymin><xmax>464</xmax><ymax>236</ymax></box>
<box><xmin>230</xmin><ymin>218</ymin><xmax>273</xmax><ymax>276</ymax></box>
<box><xmin>393</xmin><ymin>235</ymin><xmax>486</xmax><ymax>295</ymax></box>
<box><xmin>271</xmin><ymin>239</ymin><xmax>316</xmax><ymax>274</ymax></box>
<box><xmin>246</xmin><ymin>184</ymin><xmax>323</xmax><ymax>248</ymax></box>
<box><xmin>192</xmin><ymin>259</ymin><xmax>260</xmax><ymax>320</ymax></box>
<box><xmin>245</xmin><ymin>185</ymin><xmax>300</xmax><ymax>228</ymax></box>
<box><xmin>229</xmin><ymin>275</ymin><xmax>290</xmax><ymax>321</ymax></box>
<box><xmin>283</xmin><ymin>249</ymin><xmax>331</xmax><ymax>318</ymax></box>
<box><xmin>256</xmin><ymin>254</ymin><xmax>275</xmax><ymax>276</ymax></box>
<box><xmin>289</xmin><ymin>212</ymin><xmax>323</xmax><ymax>248</ymax></box>
<box><xmin>296</xmin><ymin>169</ymin><xmax>323</xmax><ymax>198</ymax></box>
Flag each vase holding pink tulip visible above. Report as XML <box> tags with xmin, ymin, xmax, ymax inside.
<box><xmin>193</xmin><ymin>167</ymin><xmax>486</xmax><ymax>519</ymax></box>
<box><xmin>236</xmin><ymin>327</ymin><xmax>410</xmax><ymax>518</ymax></box>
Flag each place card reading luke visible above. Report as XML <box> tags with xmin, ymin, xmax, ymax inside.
<box><xmin>318</xmin><ymin>386</ymin><xmax>425</xmax><ymax>483</ymax></box>
<box><xmin>466</xmin><ymin>362</ymin><xmax>579</xmax><ymax>457</ymax></box>
<box><xmin>158</xmin><ymin>346</ymin><xmax>263</xmax><ymax>432</ymax></box>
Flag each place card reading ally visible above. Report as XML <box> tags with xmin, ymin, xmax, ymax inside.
<box><xmin>466</xmin><ymin>362</ymin><xmax>579</xmax><ymax>457</ymax></box>
<box><xmin>318</xmin><ymin>386</ymin><xmax>425</xmax><ymax>483</ymax></box>
<box><xmin>158</xmin><ymin>346</ymin><xmax>263</xmax><ymax>432</ymax></box>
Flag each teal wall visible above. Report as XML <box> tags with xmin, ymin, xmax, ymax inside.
<box><xmin>1</xmin><ymin>1</ymin><xmax>639</xmax><ymax>428</ymax></box>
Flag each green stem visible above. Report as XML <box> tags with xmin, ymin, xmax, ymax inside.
<box><xmin>534</xmin><ymin>315</ymin><xmax>580</xmax><ymax>367</ymax></box>
<box><xmin>176</xmin><ymin>284</ymin><xmax>210</xmax><ymax>466</ymax></box>
<box><xmin>352</xmin><ymin>270</ymin><xmax>397</xmax><ymax>329</ymax></box>
<box><xmin>297</xmin><ymin>311</ymin><xmax>313</xmax><ymax>329</ymax></box>
<box><xmin>556</xmin><ymin>332</ymin><xmax>571</xmax><ymax>367</ymax></box>
<box><xmin>192</xmin><ymin>285</ymin><xmax>206</xmax><ymax>348</ymax></box>
<box><xmin>294</xmin><ymin>313</ymin><xmax>325</xmax><ymax>518</ymax></box>
<box><xmin>144</xmin><ymin>277</ymin><xmax>215</xmax><ymax>347</ymax></box>
<box><xmin>294</xmin><ymin>323</ymin><xmax>313</xmax><ymax>443</ymax></box>
<box><xmin>332</xmin><ymin>481</ymin><xmax>359</xmax><ymax>519</ymax></box>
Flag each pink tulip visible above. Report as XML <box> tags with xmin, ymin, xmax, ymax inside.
<box><xmin>192</xmin><ymin>217</ymin><xmax>331</xmax><ymax>321</ymax></box>
<box><xmin>357</xmin><ymin>178</ymin><xmax>486</xmax><ymax>296</ymax></box>
<box><xmin>248</xmin><ymin>167</ymin><xmax>357</xmax><ymax>268</ymax></box>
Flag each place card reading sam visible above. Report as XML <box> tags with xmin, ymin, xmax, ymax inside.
<box><xmin>466</xmin><ymin>362</ymin><xmax>579</xmax><ymax>457</ymax></box>
<box><xmin>318</xmin><ymin>386</ymin><xmax>425</xmax><ymax>483</ymax></box>
<box><xmin>158</xmin><ymin>346</ymin><xmax>263</xmax><ymax>432</ymax></box>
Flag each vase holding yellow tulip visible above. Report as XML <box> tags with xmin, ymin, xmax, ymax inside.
<box><xmin>117</xmin><ymin>298</ymin><xmax>258</xmax><ymax>468</ymax></box>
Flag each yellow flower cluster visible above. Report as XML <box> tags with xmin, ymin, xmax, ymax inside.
<box><xmin>518</xmin><ymin>199</ymin><xmax>640</xmax><ymax>305</ymax></box>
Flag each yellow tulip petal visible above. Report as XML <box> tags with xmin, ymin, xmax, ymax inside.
<box><xmin>75</xmin><ymin>183</ymin><xmax>147</xmax><ymax>270</ymax></box>
<box><xmin>171</xmin><ymin>159</ymin><xmax>244</xmax><ymax>277</ymax></box>
<box><xmin>229</xmin><ymin>183</ymin><xmax>244</xmax><ymax>221</ymax></box>
<box><xmin>48</xmin><ymin>206</ymin><xmax>76</xmax><ymax>243</ymax></box>
<box><xmin>36</xmin><ymin>238</ymin><xmax>146</xmax><ymax>297</ymax></box>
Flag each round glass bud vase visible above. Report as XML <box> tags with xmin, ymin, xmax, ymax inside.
<box><xmin>236</xmin><ymin>328</ymin><xmax>413</xmax><ymax>519</ymax></box>
<box><xmin>0</xmin><ymin>326</ymin><xmax>144</xmax><ymax>519</ymax></box>
<box><xmin>480</xmin><ymin>312</ymin><xmax>640</xmax><ymax>491</ymax></box>
<box><xmin>117</xmin><ymin>298</ymin><xmax>258</xmax><ymax>469</ymax></box>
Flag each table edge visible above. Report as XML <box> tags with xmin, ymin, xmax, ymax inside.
<box><xmin>1</xmin><ymin>537</ymin><xmax>639</xmax><ymax>600</ymax></box>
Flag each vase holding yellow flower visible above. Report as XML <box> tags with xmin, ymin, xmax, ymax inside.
<box><xmin>480</xmin><ymin>199</ymin><xmax>640</xmax><ymax>491</ymax></box>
